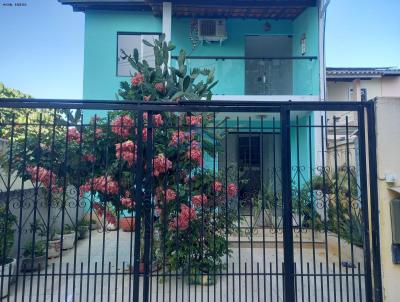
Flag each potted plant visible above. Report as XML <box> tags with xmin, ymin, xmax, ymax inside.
<box><xmin>78</xmin><ymin>219</ymin><xmax>90</xmax><ymax>239</ymax></box>
<box><xmin>53</xmin><ymin>224</ymin><xmax>75</xmax><ymax>250</ymax></box>
<box><xmin>119</xmin><ymin>215</ymin><xmax>135</xmax><ymax>232</ymax></box>
<box><xmin>102</xmin><ymin>204</ymin><xmax>118</xmax><ymax>231</ymax></box>
<box><xmin>0</xmin><ymin>206</ymin><xmax>16</xmax><ymax>297</ymax></box>
<box><xmin>29</xmin><ymin>220</ymin><xmax>60</xmax><ymax>259</ymax></box>
<box><xmin>46</xmin><ymin>229</ymin><xmax>61</xmax><ymax>259</ymax></box>
<box><xmin>21</xmin><ymin>241</ymin><xmax>46</xmax><ymax>272</ymax></box>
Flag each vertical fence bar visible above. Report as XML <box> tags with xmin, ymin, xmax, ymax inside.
<box><xmin>357</xmin><ymin>107</ymin><xmax>373</xmax><ymax>302</ymax></box>
<box><xmin>366</xmin><ymin>103</ymin><xmax>383</xmax><ymax>302</ymax></box>
<box><xmin>132</xmin><ymin>110</ymin><xmax>144</xmax><ymax>302</ymax></box>
<box><xmin>280</xmin><ymin>107</ymin><xmax>294</xmax><ymax>302</ymax></box>
<box><xmin>142</xmin><ymin>111</ymin><xmax>153</xmax><ymax>302</ymax></box>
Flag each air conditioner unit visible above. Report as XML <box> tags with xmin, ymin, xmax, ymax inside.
<box><xmin>198</xmin><ymin>19</ymin><xmax>227</xmax><ymax>44</ymax></box>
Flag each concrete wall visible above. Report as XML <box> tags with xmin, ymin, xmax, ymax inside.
<box><xmin>375</xmin><ymin>97</ymin><xmax>400</xmax><ymax>302</ymax></box>
<box><xmin>382</xmin><ymin>77</ymin><xmax>400</xmax><ymax>97</ymax></box>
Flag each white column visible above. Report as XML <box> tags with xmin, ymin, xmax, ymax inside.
<box><xmin>162</xmin><ymin>2</ymin><xmax>172</xmax><ymax>65</ymax></box>
<box><xmin>162</xmin><ymin>2</ymin><xmax>172</xmax><ymax>43</ymax></box>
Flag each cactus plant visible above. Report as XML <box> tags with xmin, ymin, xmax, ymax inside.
<box><xmin>118</xmin><ymin>34</ymin><xmax>218</xmax><ymax>102</ymax></box>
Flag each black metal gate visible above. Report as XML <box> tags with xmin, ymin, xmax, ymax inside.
<box><xmin>0</xmin><ymin>99</ymin><xmax>382</xmax><ymax>302</ymax></box>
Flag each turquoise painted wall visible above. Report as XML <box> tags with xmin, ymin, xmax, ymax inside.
<box><xmin>82</xmin><ymin>8</ymin><xmax>319</xmax><ymax>99</ymax></box>
<box><xmin>83</xmin><ymin>11</ymin><xmax>162</xmax><ymax>100</ymax></box>
<box><xmin>290</xmin><ymin>113</ymin><xmax>313</xmax><ymax>185</ymax></box>
<box><xmin>292</xmin><ymin>7</ymin><xmax>320</xmax><ymax>95</ymax></box>
<box><xmin>172</xmin><ymin>18</ymin><xmax>292</xmax><ymax>95</ymax></box>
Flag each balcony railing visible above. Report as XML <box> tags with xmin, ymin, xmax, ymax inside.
<box><xmin>171</xmin><ymin>56</ymin><xmax>319</xmax><ymax>96</ymax></box>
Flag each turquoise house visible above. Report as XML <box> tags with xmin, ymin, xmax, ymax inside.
<box><xmin>60</xmin><ymin>0</ymin><xmax>328</xmax><ymax>198</ymax></box>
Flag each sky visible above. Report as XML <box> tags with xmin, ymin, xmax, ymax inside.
<box><xmin>0</xmin><ymin>0</ymin><xmax>399</xmax><ymax>99</ymax></box>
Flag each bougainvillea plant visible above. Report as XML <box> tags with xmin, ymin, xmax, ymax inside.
<box><xmin>6</xmin><ymin>35</ymin><xmax>238</xmax><ymax>274</ymax></box>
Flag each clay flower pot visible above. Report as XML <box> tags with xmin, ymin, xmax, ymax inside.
<box><xmin>119</xmin><ymin>217</ymin><xmax>135</xmax><ymax>232</ymax></box>
<box><xmin>47</xmin><ymin>238</ymin><xmax>61</xmax><ymax>259</ymax></box>
<box><xmin>139</xmin><ymin>262</ymin><xmax>160</xmax><ymax>274</ymax></box>
<box><xmin>53</xmin><ymin>232</ymin><xmax>76</xmax><ymax>250</ymax></box>
<box><xmin>21</xmin><ymin>255</ymin><xmax>46</xmax><ymax>272</ymax></box>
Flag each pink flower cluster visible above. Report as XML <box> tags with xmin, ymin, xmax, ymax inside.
<box><xmin>170</xmin><ymin>131</ymin><xmax>186</xmax><ymax>146</ymax></box>
<box><xmin>213</xmin><ymin>181</ymin><xmax>223</xmax><ymax>192</ymax></box>
<box><xmin>165</xmin><ymin>189</ymin><xmax>176</xmax><ymax>202</ymax></box>
<box><xmin>191</xmin><ymin>194</ymin><xmax>208</xmax><ymax>207</ymax></box>
<box><xmin>131</xmin><ymin>73</ymin><xmax>144</xmax><ymax>86</ymax></box>
<box><xmin>227</xmin><ymin>183</ymin><xmax>238</xmax><ymax>199</ymax></box>
<box><xmin>95</xmin><ymin>128</ymin><xmax>103</xmax><ymax>137</ymax></box>
<box><xmin>120</xmin><ymin>191</ymin><xmax>135</xmax><ymax>208</ymax></box>
<box><xmin>152</xmin><ymin>114</ymin><xmax>163</xmax><ymax>127</ymax></box>
<box><xmin>93</xmin><ymin>202</ymin><xmax>117</xmax><ymax>225</ymax></box>
<box><xmin>154</xmin><ymin>82</ymin><xmax>165</xmax><ymax>93</ymax></box>
<box><xmin>143</xmin><ymin>113</ymin><xmax>164</xmax><ymax>127</ymax></box>
<box><xmin>111</xmin><ymin>115</ymin><xmax>134</xmax><ymax>138</ymax></box>
<box><xmin>153</xmin><ymin>154</ymin><xmax>173</xmax><ymax>176</ymax></box>
<box><xmin>186</xmin><ymin>144</ymin><xmax>202</xmax><ymax>166</ymax></box>
<box><xmin>67</xmin><ymin>127</ymin><xmax>81</xmax><ymax>143</ymax></box>
<box><xmin>115</xmin><ymin>140</ymin><xmax>136</xmax><ymax>166</ymax></box>
<box><xmin>82</xmin><ymin>153</ymin><xmax>96</xmax><ymax>163</ymax></box>
<box><xmin>169</xmin><ymin>204</ymin><xmax>197</xmax><ymax>231</ymax></box>
<box><xmin>186</xmin><ymin>115</ymin><xmax>202</xmax><ymax>126</ymax></box>
<box><xmin>80</xmin><ymin>176</ymin><xmax>119</xmax><ymax>195</ymax></box>
<box><xmin>156</xmin><ymin>187</ymin><xmax>177</xmax><ymax>202</ymax></box>
<box><xmin>26</xmin><ymin>166</ymin><xmax>62</xmax><ymax>192</ymax></box>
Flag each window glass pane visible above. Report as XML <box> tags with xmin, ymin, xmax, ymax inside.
<box><xmin>361</xmin><ymin>88</ymin><xmax>368</xmax><ymax>101</ymax></box>
<box><xmin>117</xmin><ymin>34</ymin><xmax>158</xmax><ymax>77</ymax></box>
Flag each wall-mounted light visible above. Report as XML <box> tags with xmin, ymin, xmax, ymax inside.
<box><xmin>301</xmin><ymin>33</ymin><xmax>306</xmax><ymax>56</ymax></box>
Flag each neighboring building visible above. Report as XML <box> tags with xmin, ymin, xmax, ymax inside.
<box><xmin>59</xmin><ymin>0</ymin><xmax>330</xmax><ymax>194</ymax></box>
<box><xmin>326</xmin><ymin>67</ymin><xmax>400</xmax><ymax>124</ymax></box>
<box><xmin>327</xmin><ymin>67</ymin><xmax>400</xmax><ymax>102</ymax></box>
<box><xmin>326</xmin><ymin>67</ymin><xmax>400</xmax><ymax>170</ymax></box>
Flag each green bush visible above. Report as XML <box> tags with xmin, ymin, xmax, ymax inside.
<box><xmin>23</xmin><ymin>241</ymin><xmax>45</xmax><ymax>258</ymax></box>
<box><xmin>0</xmin><ymin>205</ymin><xmax>16</xmax><ymax>265</ymax></box>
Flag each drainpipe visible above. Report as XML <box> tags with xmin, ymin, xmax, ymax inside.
<box><xmin>162</xmin><ymin>2</ymin><xmax>172</xmax><ymax>64</ymax></box>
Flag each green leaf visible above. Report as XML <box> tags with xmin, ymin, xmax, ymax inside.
<box><xmin>207</xmin><ymin>81</ymin><xmax>218</xmax><ymax>91</ymax></box>
<box><xmin>133</xmin><ymin>49</ymin><xmax>139</xmax><ymax>63</ymax></box>
<box><xmin>142</xmin><ymin>39</ymin><xmax>154</xmax><ymax>48</ymax></box>
<box><xmin>159</xmin><ymin>33</ymin><xmax>166</xmax><ymax>43</ymax></box>
<box><xmin>178</xmin><ymin>50</ymin><xmax>186</xmax><ymax>66</ymax></box>
<box><xmin>183</xmin><ymin>76</ymin><xmax>191</xmax><ymax>91</ymax></box>
<box><xmin>171</xmin><ymin>91</ymin><xmax>185</xmax><ymax>101</ymax></box>
<box><xmin>150</xmin><ymin>71</ymin><xmax>156</xmax><ymax>83</ymax></box>
<box><xmin>167</xmin><ymin>41</ymin><xmax>176</xmax><ymax>51</ymax></box>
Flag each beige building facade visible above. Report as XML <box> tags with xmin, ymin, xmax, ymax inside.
<box><xmin>327</xmin><ymin>67</ymin><xmax>400</xmax><ymax>102</ymax></box>
<box><xmin>374</xmin><ymin>97</ymin><xmax>400</xmax><ymax>302</ymax></box>
<box><xmin>326</xmin><ymin>68</ymin><xmax>400</xmax><ymax>125</ymax></box>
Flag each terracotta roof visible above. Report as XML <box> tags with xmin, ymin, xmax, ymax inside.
<box><xmin>327</xmin><ymin>67</ymin><xmax>400</xmax><ymax>79</ymax></box>
<box><xmin>59</xmin><ymin>0</ymin><xmax>316</xmax><ymax>19</ymax></box>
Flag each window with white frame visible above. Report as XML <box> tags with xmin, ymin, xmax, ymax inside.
<box><xmin>117</xmin><ymin>33</ymin><xmax>160</xmax><ymax>77</ymax></box>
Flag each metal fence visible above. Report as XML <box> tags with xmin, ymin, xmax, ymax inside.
<box><xmin>0</xmin><ymin>99</ymin><xmax>382</xmax><ymax>302</ymax></box>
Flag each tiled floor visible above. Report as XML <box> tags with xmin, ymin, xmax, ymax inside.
<box><xmin>6</xmin><ymin>230</ymin><xmax>365</xmax><ymax>302</ymax></box>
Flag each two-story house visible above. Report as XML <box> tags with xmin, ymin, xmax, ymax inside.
<box><xmin>59</xmin><ymin>0</ymin><xmax>329</xmax><ymax>199</ymax></box>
